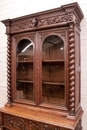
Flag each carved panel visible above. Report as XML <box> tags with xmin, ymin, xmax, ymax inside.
<box><xmin>10</xmin><ymin>14</ymin><xmax>73</xmax><ymax>33</ymax></box>
<box><xmin>14</xmin><ymin>33</ymin><xmax>35</xmax><ymax>44</ymax></box>
<box><xmin>40</xmin><ymin>31</ymin><xmax>66</xmax><ymax>43</ymax></box>
<box><xmin>38</xmin><ymin>14</ymin><xmax>73</xmax><ymax>27</ymax></box>
<box><xmin>3</xmin><ymin>114</ymin><xmax>70</xmax><ymax>130</ymax></box>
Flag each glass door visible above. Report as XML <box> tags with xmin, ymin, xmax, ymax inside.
<box><xmin>42</xmin><ymin>35</ymin><xmax>65</xmax><ymax>107</ymax></box>
<box><xmin>16</xmin><ymin>39</ymin><xmax>34</xmax><ymax>101</ymax></box>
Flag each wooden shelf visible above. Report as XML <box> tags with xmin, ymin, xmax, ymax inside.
<box><xmin>18</xmin><ymin>60</ymin><xmax>33</xmax><ymax>63</ymax></box>
<box><xmin>42</xmin><ymin>81</ymin><xmax>64</xmax><ymax>86</ymax></box>
<box><xmin>42</xmin><ymin>60</ymin><xmax>64</xmax><ymax>63</ymax></box>
<box><xmin>17</xmin><ymin>80</ymin><xmax>33</xmax><ymax>83</ymax></box>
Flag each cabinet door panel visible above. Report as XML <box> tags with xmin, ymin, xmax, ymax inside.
<box><xmin>38</xmin><ymin>30</ymin><xmax>68</xmax><ymax>108</ymax></box>
<box><xmin>16</xmin><ymin>39</ymin><xmax>34</xmax><ymax>101</ymax></box>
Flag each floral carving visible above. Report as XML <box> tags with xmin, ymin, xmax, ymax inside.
<box><xmin>11</xmin><ymin>13</ymin><xmax>73</xmax><ymax>33</ymax></box>
<box><xmin>41</xmin><ymin>31</ymin><xmax>66</xmax><ymax>43</ymax></box>
<box><xmin>15</xmin><ymin>35</ymin><xmax>34</xmax><ymax>44</ymax></box>
<box><xmin>4</xmin><ymin>114</ymin><xmax>27</xmax><ymax>130</ymax></box>
<box><xmin>38</xmin><ymin>14</ymin><xmax>73</xmax><ymax>27</ymax></box>
<box><xmin>3</xmin><ymin>114</ymin><xmax>61</xmax><ymax>130</ymax></box>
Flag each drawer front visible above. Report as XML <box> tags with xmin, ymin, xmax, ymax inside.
<box><xmin>2</xmin><ymin>113</ymin><xmax>70</xmax><ymax>130</ymax></box>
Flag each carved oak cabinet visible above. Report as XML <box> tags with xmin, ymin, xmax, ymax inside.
<box><xmin>0</xmin><ymin>2</ymin><xmax>84</xmax><ymax>130</ymax></box>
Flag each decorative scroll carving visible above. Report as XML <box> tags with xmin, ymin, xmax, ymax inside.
<box><xmin>7</xmin><ymin>35</ymin><xmax>11</xmax><ymax>105</ymax></box>
<box><xmin>41</xmin><ymin>31</ymin><xmax>66</xmax><ymax>43</ymax></box>
<box><xmin>69</xmin><ymin>23</ymin><xmax>75</xmax><ymax>116</ymax></box>
<box><xmin>4</xmin><ymin>114</ymin><xmax>60</xmax><ymax>130</ymax></box>
<box><xmin>4</xmin><ymin>114</ymin><xmax>27</xmax><ymax>130</ymax></box>
<box><xmin>11</xmin><ymin>13</ymin><xmax>73</xmax><ymax>33</ymax></box>
<box><xmin>38</xmin><ymin>14</ymin><xmax>73</xmax><ymax>27</ymax></box>
<box><xmin>15</xmin><ymin>34</ymin><xmax>34</xmax><ymax>44</ymax></box>
<box><xmin>58</xmin><ymin>32</ymin><xmax>66</xmax><ymax>41</ymax></box>
<box><xmin>75</xmin><ymin>120</ymin><xmax>82</xmax><ymax>130</ymax></box>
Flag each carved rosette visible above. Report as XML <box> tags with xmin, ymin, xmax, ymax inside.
<box><xmin>69</xmin><ymin>23</ymin><xmax>75</xmax><ymax>116</ymax></box>
<box><xmin>7</xmin><ymin>35</ymin><xmax>11</xmax><ymax>105</ymax></box>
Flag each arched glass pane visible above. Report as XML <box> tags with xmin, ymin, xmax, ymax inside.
<box><xmin>16</xmin><ymin>39</ymin><xmax>34</xmax><ymax>101</ymax></box>
<box><xmin>42</xmin><ymin>35</ymin><xmax>65</xmax><ymax>106</ymax></box>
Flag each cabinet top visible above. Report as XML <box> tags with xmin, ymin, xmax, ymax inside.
<box><xmin>2</xmin><ymin>2</ymin><xmax>84</xmax><ymax>34</ymax></box>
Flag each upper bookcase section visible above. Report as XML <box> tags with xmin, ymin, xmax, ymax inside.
<box><xmin>2</xmin><ymin>2</ymin><xmax>84</xmax><ymax>34</ymax></box>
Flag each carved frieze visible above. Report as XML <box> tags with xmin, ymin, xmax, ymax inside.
<box><xmin>10</xmin><ymin>13</ymin><xmax>73</xmax><ymax>33</ymax></box>
<box><xmin>38</xmin><ymin>13</ymin><xmax>73</xmax><ymax>27</ymax></box>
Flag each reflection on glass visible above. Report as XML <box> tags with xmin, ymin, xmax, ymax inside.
<box><xmin>16</xmin><ymin>39</ymin><xmax>33</xmax><ymax>101</ymax></box>
<box><xmin>42</xmin><ymin>35</ymin><xmax>65</xmax><ymax>106</ymax></box>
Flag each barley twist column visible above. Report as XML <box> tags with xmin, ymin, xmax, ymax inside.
<box><xmin>69</xmin><ymin>23</ymin><xmax>75</xmax><ymax>116</ymax></box>
<box><xmin>7</xmin><ymin>34</ymin><xmax>11</xmax><ymax>105</ymax></box>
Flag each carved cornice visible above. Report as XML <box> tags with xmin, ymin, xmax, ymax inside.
<box><xmin>1</xmin><ymin>2</ymin><xmax>83</xmax><ymax>34</ymax></box>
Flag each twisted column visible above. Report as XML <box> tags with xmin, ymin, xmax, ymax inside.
<box><xmin>7</xmin><ymin>34</ymin><xmax>11</xmax><ymax>105</ymax></box>
<box><xmin>69</xmin><ymin>23</ymin><xmax>75</xmax><ymax>116</ymax></box>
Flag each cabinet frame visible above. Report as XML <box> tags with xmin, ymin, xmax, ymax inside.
<box><xmin>0</xmin><ymin>2</ymin><xmax>84</xmax><ymax>130</ymax></box>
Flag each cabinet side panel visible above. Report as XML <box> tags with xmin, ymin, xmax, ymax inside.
<box><xmin>75</xmin><ymin>27</ymin><xmax>81</xmax><ymax>112</ymax></box>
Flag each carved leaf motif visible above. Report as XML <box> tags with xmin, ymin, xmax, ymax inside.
<box><xmin>11</xmin><ymin>13</ymin><xmax>73</xmax><ymax>33</ymax></box>
<box><xmin>41</xmin><ymin>32</ymin><xmax>66</xmax><ymax>43</ymax></box>
<box><xmin>38</xmin><ymin>14</ymin><xmax>73</xmax><ymax>27</ymax></box>
<box><xmin>4</xmin><ymin>114</ymin><xmax>27</xmax><ymax>130</ymax></box>
<box><xmin>3</xmin><ymin>114</ymin><xmax>61</xmax><ymax>130</ymax></box>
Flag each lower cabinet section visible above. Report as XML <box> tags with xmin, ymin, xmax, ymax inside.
<box><xmin>0</xmin><ymin>113</ymin><xmax>82</xmax><ymax>130</ymax></box>
<box><xmin>2</xmin><ymin>114</ymin><xmax>68</xmax><ymax>130</ymax></box>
